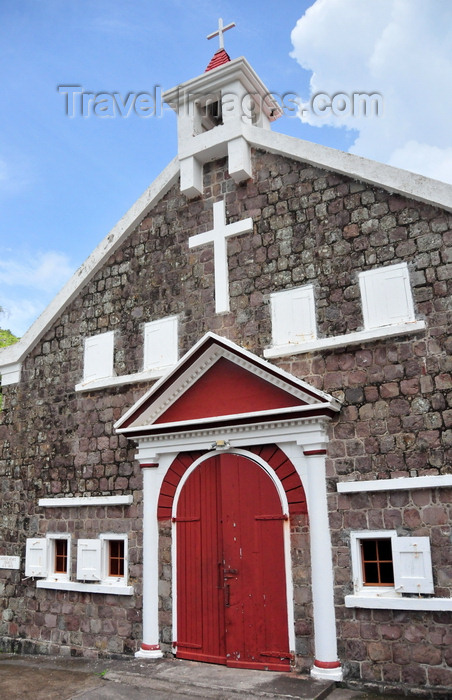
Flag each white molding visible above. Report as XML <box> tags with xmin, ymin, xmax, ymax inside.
<box><xmin>264</xmin><ymin>320</ymin><xmax>426</xmax><ymax>359</ymax></box>
<box><xmin>36</xmin><ymin>579</ymin><xmax>133</xmax><ymax>595</ymax></box>
<box><xmin>244</xmin><ymin>124</ymin><xmax>452</xmax><ymax>213</ymax></box>
<box><xmin>75</xmin><ymin>367</ymin><xmax>174</xmax><ymax>393</ymax></box>
<box><xmin>345</xmin><ymin>595</ymin><xmax>452</xmax><ymax>611</ymax></box>
<box><xmin>350</xmin><ymin>530</ymin><xmax>397</xmax><ymax>596</ymax></box>
<box><xmin>128</xmin><ymin>415</ymin><xmax>334</xmax><ymax>463</ymax></box>
<box><xmin>311</xmin><ymin>666</ymin><xmax>343</xmax><ymax>682</ymax></box>
<box><xmin>38</xmin><ymin>495</ymin><xmax>133</xmax><ymax>507</ymax></box>
<box><xmin>163</xmin><ymin>57</ymin><xmax>280</xmax><ymax>125</ymax></box>
<box><xmin>337</xmin><ymin>474</ymin><xmax>452</xmax><ymax>493</ymax></box>
<box><xmin>135</xmin><ymin>647</ymin><xmax>164</xmax><ymax>659</ymax></box>
<box><xmin>0</xmin><ymin>362</ymin><xmax>22</xmax><ymax>386</ymax></box>
<box><xmin>119</xmin><ymin>402</ymin><xmax>337</xmax><ymax>437</ymax></box>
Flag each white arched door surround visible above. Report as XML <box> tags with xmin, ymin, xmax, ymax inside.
<box><xmin>115</xmin><ymin>332</ymin><xmax>342</xmax><ymax>680</ymax></box>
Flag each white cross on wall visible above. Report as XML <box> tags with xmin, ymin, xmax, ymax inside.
<box><xmin>207</xmin><ymin>17</ymin><xmax>236</xmax><ymax>52</ymax></box>
<box><xmin>189</xmin><ymin>199</ymin><xmax>253</xmax><ymax>314</ymax></box>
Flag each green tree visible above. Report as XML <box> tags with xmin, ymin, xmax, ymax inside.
<box><xmin>0</xmin><ymin>307</ymin><xmax>20</xmax><ymax>409</ymax></box>
<box><xmin>0</xmin><ymin>328</ymin><xmax>19</xmax><ymax>347</ymax></box>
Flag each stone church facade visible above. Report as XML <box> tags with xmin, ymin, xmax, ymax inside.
<box><xmin>0</xmin><ymin>38</ymin><xmax>451</xmax><ymax>698</ymax></box>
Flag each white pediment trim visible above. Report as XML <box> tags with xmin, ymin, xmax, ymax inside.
<box><xmin>114</xmin><ymin>332</ymin><xmax>341</xmax><ymax>433</ymax></box>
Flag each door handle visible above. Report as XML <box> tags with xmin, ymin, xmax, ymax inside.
<box><xmin>224</xmin><ymin>583</ymin><xmax>230</xmax><ymax>607</ymax></box>
<box><xmin>223</xmin><ymin>568</ymin><xmax>238</xmax><ymax>578</ymax></box>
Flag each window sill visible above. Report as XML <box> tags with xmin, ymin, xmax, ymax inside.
<box><xmin>345</xmin><ymin>594</ymin><xmax>452</xmax><ymax>611</ymax></box>
<box><xmin>36</xmin><ymin>579</ymin><xmax>133</xmax><ymax>595</ymax></box>
<box><xmin>264</xmin><ymin>320</ymin><xmax>426</xmax><ymax>359</ymax></box>
<box><xmin>75</xmin><ymin>366</ymin><xmax>176</xmax><ymax>393</ymax></box>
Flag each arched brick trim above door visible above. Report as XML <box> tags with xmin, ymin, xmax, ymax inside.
<box><xmin>248</xmin><ymin>444</ymin><xmax>307</xmax><ymax>515</ymax></box>
<box><xmin>157</xmin><ymin>445</ymin><xmax>307</xmax><ymax>520</ymax></box>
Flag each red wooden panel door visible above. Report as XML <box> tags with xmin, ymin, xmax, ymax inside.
<box><xmin>176</xmin><ymin>454</ymin><xmax>290</xmax><ymax>671</ymax></box>
<box><xmin>176</xmin><ymin>457</ymin><xmax>226</xmax><ymax>664</ymax></box>
<box><xmin>220</xmin><ymin>453</ymin><xmax>290</xmax><ymax>670</ymax></box>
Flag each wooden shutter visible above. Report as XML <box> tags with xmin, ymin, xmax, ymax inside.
<box><xmin>77</xmin><ymin>539</ymin><xmax>102</xmax><ymax>581</ymax></box>
<box><xmin>360</xmin><ymin>263</ymin><xmax>415</xmax><ymax>330</ymax></box>
<box><xmin>25</xmin><ymin>538</ymin><xmax>48</xmax><ymax>577</ymax></box>
<box><xmin>143</xmin><ymin>316</ymin><xmax>178</xmax><ymax>370</ymax></box>
<box><xmin>271</xmin><ymin>285</ymin><xmax>316</xmax><ymax>346</ymax></box>
<box><xmin>392</xmin><ymin>536</ymin><xmax>434</xmax><ymax>594</ymax></box>
<box><xmin>83</xmin><ymin>332</ymin><xmax>114</xmax><ymax>382</ymax></box>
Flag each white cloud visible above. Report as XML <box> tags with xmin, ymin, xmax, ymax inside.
<box><xmin>388</xmin><ymin>142</ymin><xmax>452</xmax><ymax>184</ymax></box>
<box><xmin>0</xmin><ymin>250</ymin><xmax>75</xmax><ymax>336</ymax></box>
<box><xmin>0</xmin><ymin>251</ymin><xmax>74</xmax><ymax>291</ymax></box>
<box><xmin>290</xmin><ymin>0</ymin><xmax>452</xmax><ymax>183</ymax></box>
<box><xmin>0</xmin><ymin>298</ymin><xmax>45</xmax><ymax>338</ymax></box>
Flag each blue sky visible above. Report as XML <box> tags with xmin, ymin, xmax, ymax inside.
<box><xmin>1</xmin><ymin>0</ymin><xmax>451</xmax><ymax>337</ymax></box>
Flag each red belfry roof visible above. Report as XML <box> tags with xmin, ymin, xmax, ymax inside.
<box><xmin>205</xmin><ymin>48</ymin><xmax>231</xmax><ymax>72</ymax></box>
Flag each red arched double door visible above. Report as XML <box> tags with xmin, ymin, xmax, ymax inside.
<box><xmin>175</xmin><ymin>453</ymin><xmax>291</xmax><ymax>671</ymax></box>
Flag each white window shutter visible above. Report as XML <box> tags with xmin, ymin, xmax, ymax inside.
<box><xmin>83</xmin><ymin>332</ymin><xmax>115</xmax><ymax>382</ymax></box>
<box><xmin>271</xmin><ymin>285</ymin><xmax>317</xmax><ymax>347</ymax></box>
<box><xmin>143</xmin><ymin>316</ymin><xmax>178</xmax><ymax>370</ymax></box>
<box><xmin>392</xmin><ymin>536</ymin><xmax>434</xmax><ymax>594</ymax></box>
<box><xmin>360</xmin><ymin>263</ymin><xmax>415</xmax><ymax>330</ymax></box>
<box><xmin>77</xmin><ymin>539</ymin><xmax>102</xmax><ymax>581</ymax></box>
<box><xmin>25</xmin><ymin>538</ymin><xmax>48</xmax><ymax>577</ymax></box>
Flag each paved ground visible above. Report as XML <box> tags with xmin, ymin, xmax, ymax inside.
<box><xmin>0</xmin><ymin>653</ymin><xmax>411</xmax><ymax>700</ymax></box>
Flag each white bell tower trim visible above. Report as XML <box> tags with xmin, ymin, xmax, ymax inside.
<box><xmin>189</xmin><ymin>199</ymin><xmax>253</xmax><ymax>313</ymax></box>
<box><xmin>163</xmin><ymin>57</ymin><xmax>281</xmax><ymax>198</ymax></box>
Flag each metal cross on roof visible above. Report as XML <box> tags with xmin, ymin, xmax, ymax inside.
<box><xmin>207</xmin><ymin>17</ymin><xmax>236</xmax><ymax>52</ymax></box>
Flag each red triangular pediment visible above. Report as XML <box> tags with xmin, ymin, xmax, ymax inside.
<box><xmin>154</xmin><ymin>356</ymin><xmax>303</xmax><ymax>424</ymax></box>
<box><xmin>115</xmin><ymin>333</ymin><xmax>339</xmax><ymax>435</ymax></box>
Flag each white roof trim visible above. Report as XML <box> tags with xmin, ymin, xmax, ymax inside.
<box><xmin>0</xmin><ymin>157</ymin><xmax>180</xmax><ymax>369</ymax></box>
<box><xmin>2</xmin><ymin>118</ymin><xmax>451</xmax><ymax>374</ymax></box>
<box><xmin>163</xmin><ymin>56</ymin><xmax>281</xmax><ymax>122</ymax></box>
<box><xmin>244</xmin><ymin>124</ymin><xmax>452</xmax><ymax>212</ymax></box>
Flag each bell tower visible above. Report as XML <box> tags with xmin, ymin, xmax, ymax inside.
<box><xmin>163</xmin><ymin>18</ymin><xmax>281</xmax><ymax>198</ymax></box>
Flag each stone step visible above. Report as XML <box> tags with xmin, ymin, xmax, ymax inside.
<box><xmin>104</xmin><ymin>660</ymin><xmax>335</xmax><ymax>700</ymax></box>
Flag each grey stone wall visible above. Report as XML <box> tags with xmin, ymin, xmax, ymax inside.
<box><xmin>0</xmin><ymin>149</ymin><xmax>451</xmax><ymax>692</ymax></box>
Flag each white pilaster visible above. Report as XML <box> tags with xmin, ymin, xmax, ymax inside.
<box><xmin>180</xmin><ymin>156</ymin><xmax>203</xmax><ymax>198</ymax></box>
<box><xmin>303</xmin><ymin>448</ymin><xmax>343</xmax><ymax>682</ymax></box>
<box><xmin>135</xmin><ymin>460</ymin><xmax>164</xmax><ymax>659</ymax></box>
<box><xmin>228</xmin><ymin>136</ymin><xmax>252</xmax><ymax>183</ymax></box>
